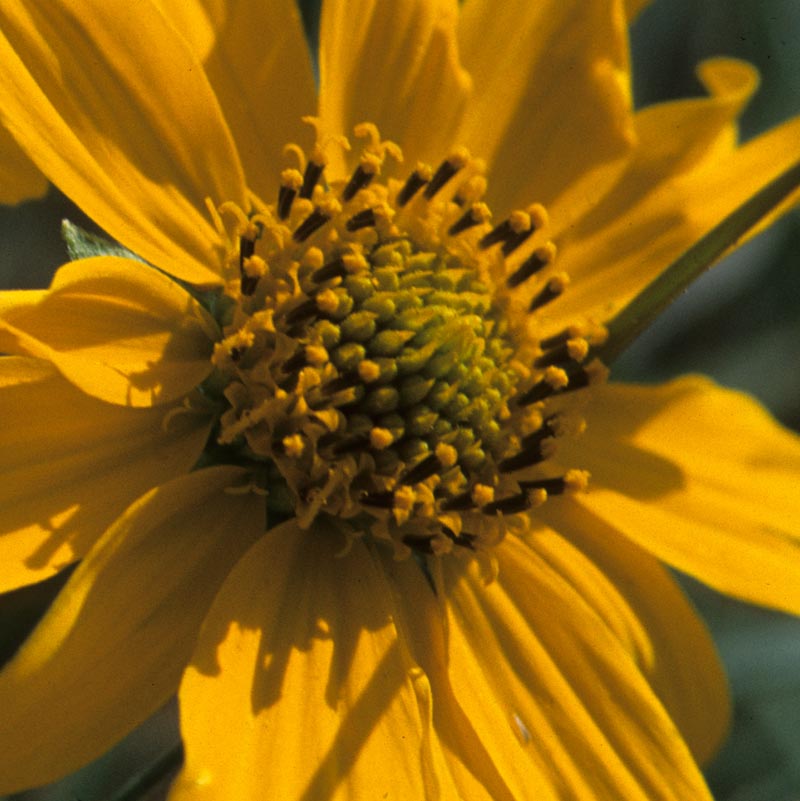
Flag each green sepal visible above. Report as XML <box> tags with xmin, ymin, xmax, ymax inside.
<box><xmin>598</xmin><ymin>159</ymin><xmax>800</xmax><ymax>364</ymax></box>
<box><xmin>61</xmin><ymin>219</ymin><xmax>143</xmax><ymax>262</ymax></box>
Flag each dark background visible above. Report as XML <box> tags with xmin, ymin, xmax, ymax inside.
<box><xmin>1</xmin><ymin>1</ymin><xmax>798</xmax><ymax>798</ymax></box>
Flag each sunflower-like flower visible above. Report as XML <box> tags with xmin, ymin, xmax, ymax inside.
<box><xmin>1</xmin><ymin>1</ymin><xmax>799</xmax><ymax>799</ymax></box>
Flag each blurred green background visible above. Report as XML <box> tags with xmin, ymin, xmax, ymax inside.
<box><xmin>1</xmin><ymin>1</ymin><xmax>799</xmax><ymax>799</ymax></box>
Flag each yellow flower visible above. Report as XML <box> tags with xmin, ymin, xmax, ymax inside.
<box><xmin>0</xmin><ymin>1</ymin><xmax>799</xmax><ymax>799</ymax></box>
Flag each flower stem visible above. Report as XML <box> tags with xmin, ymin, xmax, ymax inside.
<box><xmin>107</xmin><ymin>743</ymin><xmax>183</xmax><ymax>801</ymax></box>
<box><xmin>597</xmin><ymin>158</ymin><xmax>800</xmax><ymax>364</ymax></box>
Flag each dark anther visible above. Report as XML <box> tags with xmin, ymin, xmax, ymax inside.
<box><xmin>515</xmin><ymin>366</ymin><xmax>588</xmax><ymax>407</ymax></box>
<box><xmin>361</xmin><ymin>490</ymin><xmax>396</xmax><ymax>508</ymax></box>
<box><xmin>561</xmin><ymin>366</ymin><xmax>591</xmax><ymax>393</ymax></box>
<box><xmin>400</xmin><ymin>453</ymin><xmax>441</xmax><ymax>485</ymax></box>
<box><xmin>346</xmin><ymin>208</ymin><xmax>377</xmax><ymax>232</ymax></box>
<box><xmin>403</xmin><ymin>535</ymin><xmax>435</xmax><ymax>554</ymax></box>
<box><xmin>507</xmin><ymin>251</ymin><xmax>549</xmax><ymax>288</ymax></box>
<box><xmin>281</xmin><ymin>348</ymin><xmax>308</xmax><ymax>374</ymax></box>
<box><xmin>534</xmin><ymin>341</ymin><xmax>579</xmax><ymax>369</ymax></box>
<box><xmin>293</xmin><ymin>208</ymin><xmax>331</xmax><ymax>242</ymax></box>
<box><xmin>277</xmin><ymin>185</ymin><xmax>297</xmax><ymax>220</ymax></box>
<box><xmin>519</xmin><ymin>476</ymin><xmax>567</xmax><ymax>495</ymax></box>
<box><xmin>498</xmin><ymin>441</ymin><xmax>549</xmax><ymax>473</ymax></box>
<box><xmin>230</xmin><ymin>347</ymin><xmax>244</xmax><ymax>363</ymax></box>
<box><xmin>528</xmin><ymin>279</ymin><xmax>565</xmax><ymax>313</ymax></box>
<box><xmin>440</xmin><ymin>491</ymin><xmax>475</xmax><ymax>511</ymax></box>
<box><xmin>396</xmin><ymin>170</ymin><xmax>429</xmax><ymax>207</ymax></box>
<box><xmin>478</xmin><ymin>219</ymin><xmax>516</xmax><ymax>250</ymax></box>
<box><xmin>424</xmin><ymin>158</ymin><xmax>462</xmax><ymax>199</ymax></box>
<box><xmin>515</xmin><ymin>380</ymin><xmax>552</xmax><ymax>406</ymax></box>
<box><xmin>539</xmin><ymin>328</ymin><xmax>574</xmax><ymax>350</ymax></box>
<box><xmin>312</xmin><ymin>257</ymin><xmax>347</xmax><ymax>283</ymax></box>
<box><xmin>240</xmin><ymin>274</ymin><xmax>259</xmax><ymax>296</ymax></box>
<box><xmin>442</xmin><ymin>526</ymin><xmax>477</xmax><ymax>549</ymax></box>
<box><xmin>482</xmin><ymin>492</ymin><xmax>531</xmax><ymax>515</ymax></box>
<box><xmin>448</xmin><ymin>207</ymin><xmax>483</xmax><ymax>237</ymax></box>
<box><xmin>342</xmin><ymin>165</ymin><xmax>375</xmax><ymax>202</ymax></box>
<box><xmin>299</xmin><ymin>160</ymin><xmax>325</xmax><ymax>199</ymax></box>
<box><xmin>501</xmin><ymin>228</ymin><xmax>533</xmax><ymax>256</ymax></box>
<box><xmin>284</xmin><ymin>297</ymin><xmax>319</xmax><ymax>326</ymax></box>
<box><xmin>239</xmin><ymin>236</ymin><xmax>256</xmax><ymax>264</ymax></box>
<box><xmin>239</xmin><ymin>236</ymin><xmax>259</xmax><ymax>296</ymax></box>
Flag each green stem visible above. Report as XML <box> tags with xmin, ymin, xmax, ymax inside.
<box><xmin>107</xmin><ymin>743</ymin><xmax>183</xmax><ymax>801</ymax></box>
<box><xmin>596</xmin><ymin>158</ymin><xmax>800</xmax><ymax>364</ymax></box>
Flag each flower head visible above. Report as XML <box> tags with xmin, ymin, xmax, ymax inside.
<box><xmin>0</xmin><ymin>1</ymin><xmax>799</xmax><ymax>800</ymax></box>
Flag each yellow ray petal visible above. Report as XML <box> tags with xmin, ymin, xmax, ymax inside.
<box><xmin>319</xmin><ymin>0</ymin><xmax>471</xmax><ymax>180</ymax></box>
<box><xmin>378</xmin><ymin>553</ymin><xmax>520</xmax><ymax>801</ymax></box>
<box><xmin>532</xmin><ymin>503</ymin><xmax>729</xmax><ymax>765</ymax></box>
<box><xmin>0</xmin><ymin>257</ymin><xmax>218</xmax><ymax>407</ymax></box>
<box><xmin>562</xmin><ymin>378</ymin><xmax>800</xmax><ymax>615</ymax></box>
<box><xmin>0</xmin><ymin>356</ymin><xmax>213</xmax><ymax>593</ymax></box>
<box><xmin>0</xmin><ymin>465</ymin><xmax>264</xmax><ymax>795</ymax></box>
<box><xmin>437</xmin><ymin>540</ymin><xmax>713</xmax><ymax>800</ymax></box>
<box><xmin>548</xmin><ymin>59</ymin><xmax>800</xmax><ymax>331</ymax></box>
<box><xmin>0</xmin><ymin>0</ymin><xmax>246</xmax><ymax>286</ymax></box>
<box><xmin>0</xmin><ymin>125</ymin><xmax>46</xmax><ymax>204</ymax></box>
<box><xmin>457</xmin><ymin>0</ymin><xmax>635</xmax><ymax>215</ymax></box>
<box><xmin>155</xmin><ymin>0</ymin><xmax>316</xmax><ymax>205</ymax></box>
<box><xmin>171</xmin><ymin>521</ymin><xmax>459</xmax><ymax>801</ymax></box>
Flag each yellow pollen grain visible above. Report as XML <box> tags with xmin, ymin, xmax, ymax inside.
<box><xmin>470</xmin><ymin>202</ymin><xmax>491</xmax><ymax>224</ymax></box>
<box><xmin>472</xmin><ymin>483</ymin><xmax>495</xmax><ymax>506</ymax></box>
<box><xmin>360</xmin><ymin>151</ymin><xmax>382</xmax><ymax>175</ymax></box>
<box><xmin>415</xmin><ymin>162</ymin><xmax>434</xmax><ymax>182</ymax></box>
<box><xmin>281</xmin><ymin>168</ymin><xmax>303</xmax><ymax>190</ymax></box>
<box><xmin>359</xmin><ymin>359</ymin><xmax>382</xmax><ymax>383</ymax></box>
<box><xmin>509</xmin><ymin>209</ymin><xmax>532</xmax><ymax>233</ymax></box>
<box><xmin>528</xmin><ymin>203</ymin><xmax>549</xmax><ymax>229</ymax></box>
<box><xmin>459</xmin><ymin>175</ymin><xmax>487</xmax><ymax>203</ymax></box>
<box><xmin>242</xmin><ymin>255</ymin><xmax>267</xmax><ymax>279</ymax></box>
<box><xmin>528</xmin><ymin>487</ymin><xmax>548</xmax><ymax>507</ymax></box>
<box><xmin>316</xmin><ymin>289</ymin><xmax>340</xmax><ymax>314</ymax></box>
<box><xmin>318</xmin><ymin>196</ymin><xmax>342</xmax><ymax>217</ymax></box>
<box><xmin>548</xmin><ymin>272</ymin><xmax>570</xmax><ymax>293</ymax></box>
<box><xmin>302</xmin><ymin>247</ymin><xmax>324</xmax><ymax>269</ymax></box>
<box><xmin>448</xmin><ymin>146</ymin><xmax>471</xmax><ymax>169</ymax></box>
<box><xmin>544</xmin><ymin>366</ymin><xmax>569</xmax><ymax>390</ymax></box>
<box><xmin>536</xmin><ymin>241</ymin><xmax>557</xmax><ymax>264</ymax></box>
<box><xmin>564</xmin><ymin>469</ymin><xmax>590</xmax><ymax>492</ymax></box>
<box><xmin>344</xmin><ymin>253</ymin><xmax>369</xmax><ymax>273</ymax></box>
<box><xmin>370</xmin><ymin>427</ymin><xmax>394</xmax><ymax>450</ymax></box>
<box><xmin>305</xmin><ymin>345</ymin><xmax>329</xmax><ymax>366</ymax></box>
<box><xmin>435</xmin><ymin>442</ymin><xmax>458</xmax><ymax>469</ymax></box>
<box><xmin>566</xmin><ymin>337</ymin><xmax>590</xmax><ymax>362</ymax></box>
<box><xmin>282</xmin><ymin>433</ymin><xmax>305</xmax><ymax>458</ymax></box>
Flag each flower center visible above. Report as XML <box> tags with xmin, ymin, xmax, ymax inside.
<box><xmin>204</xmin><ymin>120</ymin><xmax>607</xmax><ymax>558</ymax></box>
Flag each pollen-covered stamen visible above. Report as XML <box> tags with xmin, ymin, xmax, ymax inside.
<box><xmin>506</xmin><ymin>242</ymin><xmax>557</xmax><ymax>288</ymax></box>
<box><xmin>528</xmin><ymin>271</ymin><xmax>570</xmax><ymax>312</ymax></box>
<box><xmin>299</xmin><ymin>158</ymin><xmax>325</xmax><ymax>199</ymax></box>
<box><xmin>515</xmin><ymin>359</ymin><xmax>608</xmax><ymax>406</ymax></box>
<box><xmin>293</xmin><ymin>197</ymin><xmax>342</xmax><ymax>242</ymax></box>
<box><xmin>396</xmin><ymin>163</ymin><xmax>433</xmax><ymax>206</ymax></box>
<box><xmin>534</xmin><ymin>336</ymin><xmax>590</xmax><ymax>369</ymax></box>
<box><xmin>423</xmin><ymin>148</ymin><xmax>470</xmax><ymax>199</ymax></box>
<box><xmin>479</xmin><ymin>205</ymin><xmax>545</xmax><ymax>251</ymax></box>
<box><xmin>210</xmin><ymin>121</ymin><xmax>603</xmax><ymax>559</ymax></box>
<box><xmin>278</xmin><ymin>168</ymin><xmax>303</xmax><ymax>220</ymax></box>
<box><xmin>448</xmin><ymin>202</ymin><xmax>492</xmax><ymax>237</ymax></box>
